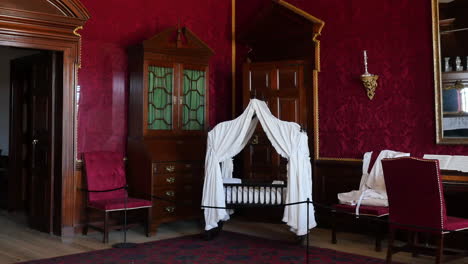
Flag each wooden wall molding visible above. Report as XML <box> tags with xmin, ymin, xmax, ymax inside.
<box><xmin>0</xmin><ymin>0</ymin><xmax>89</xmax><ymax>239</ymax></box>
<box><xmin>314</xmin><ymin>159</ymin><xmax>362</xmax><ymax>205</ymax></box>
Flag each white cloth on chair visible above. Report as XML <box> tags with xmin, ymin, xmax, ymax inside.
<box><xmin>202</xmin><ymin>99</ymin><xmax>315</xmax><ymax>235</ymax></box>
<box><xmin>337</xmin><ymin>150</ymin><xmax>409</xmax><ymax>214</ymax></box>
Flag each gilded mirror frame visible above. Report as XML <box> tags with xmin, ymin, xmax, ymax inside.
<box><xmin>433</xmin><ymin>0</ymin><xmax>468</xmax><ymax>144</ymax></box>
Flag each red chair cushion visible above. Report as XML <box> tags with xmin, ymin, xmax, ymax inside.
<box><xmin>446</xmin><ymin>216</ymin><xmax>468</xmax><ymax>232</ymax></box>
<box><xmin>334</xmin><ymin>204</ymin><xmax>389</xmax><ymax>217</ymax></box>
<box><xmin>89</xmin><ymin>197</ymin><xmax>152</xmax><ymax>211</ymax></box>
<box><xmin>84</xmin><ymin>152</ymin><xmax>127</xmax><ymax>202</ymax></box>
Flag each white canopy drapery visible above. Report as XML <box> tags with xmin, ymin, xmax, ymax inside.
<box><xmin>202</xmin><ymin>99</ymin><xmax>316</xmax><ymax>235</ymax></box>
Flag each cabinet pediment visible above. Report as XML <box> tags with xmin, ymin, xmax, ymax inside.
<box><xmin>143</xmin><ymin>27</ymin><xmax>214</xmax><ymax>60</ymax></box>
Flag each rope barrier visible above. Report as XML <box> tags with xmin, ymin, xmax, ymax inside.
<box><xmin>201</xmin><ymin>199</ymin><xmax>468</xmax><ymax>235</ymax></box>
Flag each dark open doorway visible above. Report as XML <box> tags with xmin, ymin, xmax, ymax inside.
<box><xmin>0</xmin><ymin>0</ymin><xmax>89</xmax><ymax>239</ymax></box>
<box><xmin>0</xmin><ymin>46</ymin><xmax>63</xmax><ymax>235</ymax></box>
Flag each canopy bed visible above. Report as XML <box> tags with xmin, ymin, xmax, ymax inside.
<box><xmin>202</xmin><ymin>99</ymin><xmax>315</xmax><ymax>237</ymax></box>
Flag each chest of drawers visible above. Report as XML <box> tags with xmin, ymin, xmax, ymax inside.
<box><xmin>126</xmin><ymin>137</ymin><xmax>206</xmax><ymax>236</ymax></box>
<box><xmin>127</xmin><ymin>129</ymin><xmax>207</xmax><ymax>234</ymax></box>
<box><xmin>150</xmin><ymin>161</ymin><xmax>203</xmax><ymax>228</ymax></box>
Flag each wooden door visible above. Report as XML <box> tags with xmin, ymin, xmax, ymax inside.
<box><xmin>243</xmin><ymin>63</ymin><xmax>273</xmax><ymax>180</ymax></box>
<box><xmin>9</xmin><ymin>52</ymin><xmax>60</xmax><ymax>233</ymax></box>
<box><xmin>243</xmin><ymin>61</ymin><xmax>305</xmax><ymax>181</ymax></box>
<box><xmin>9</xmin><ymin>57</ymin><xmax>29</xmax><ymax>211</ymax></box>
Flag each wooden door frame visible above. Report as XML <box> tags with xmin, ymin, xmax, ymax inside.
<box><xmin>0</xmin><ymin>0</ymin><xmax>89</xmax><ymax>238</ymax></box>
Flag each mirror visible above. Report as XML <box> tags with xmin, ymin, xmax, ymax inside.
<box><xmin>434</xmin><ymin>0</ymin><xmax>468</xmax><ymax>144</ymax></box>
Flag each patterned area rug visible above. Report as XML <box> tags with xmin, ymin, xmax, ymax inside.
<box><xmin>20</xmin><ymin>231</ymin><xmax>390</xmax><ymax>264</ymax></box>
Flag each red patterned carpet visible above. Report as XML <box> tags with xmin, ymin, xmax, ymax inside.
<box><xmin>19</xmin><ymin>231</ymin><xmax>392</xmax><ymax>264</ymax></box>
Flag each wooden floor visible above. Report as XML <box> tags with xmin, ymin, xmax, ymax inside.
<box><xmin>0</xmin><ymin>210</ymin><xmax>466</xmax><ymax>264</ymax></box>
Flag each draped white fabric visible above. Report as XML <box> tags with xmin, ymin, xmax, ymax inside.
<box><xmin>202</xmin><ymin>99</ymin><xmax>316</xmax><ymax>235</ymax></box>
<box><xmin>337</xmin><ymin>150</ymin><xmax>410</xmax><ymax>211</ymax></box>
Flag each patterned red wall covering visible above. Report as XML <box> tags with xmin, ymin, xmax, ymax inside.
<box><xmin>78</xmin><ymin>0</ymin><xmax>468</xmax><ymax>159</ymax></box>
<box><xmin>237</xmin><ymin>0</ymin><xmax>468</xmax><ymax>159</ymax></box>
<box><xmin>77</xmin><ymin>0</ymin><xmax>232</xmax><ymax>155</ymax></box>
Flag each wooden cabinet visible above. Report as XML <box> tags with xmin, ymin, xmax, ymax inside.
<box><xmin>126</xmin><ymin>26</ymin><xmax>213</xmax><ymax>235</ymax></box>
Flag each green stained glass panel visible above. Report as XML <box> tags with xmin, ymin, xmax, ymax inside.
<box><xmin>147</xmin><ymin>66</ymin><xmax>173</xmax><ymax>130</ymax></box>
<box><xmin>182</xmin><ymin>69</ymin><xmax>205</xmax><ymax>130</ymax></box>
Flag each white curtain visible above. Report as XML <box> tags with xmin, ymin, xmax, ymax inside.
<box><xmin>202</xmin><ymin>99</ymin><xmax>316</xmax><ymax>235</ymax></box>
<box><xmin>202</xmin><ymin>102</ymin><xmax>258</xmax><ymax>230</ymax></box>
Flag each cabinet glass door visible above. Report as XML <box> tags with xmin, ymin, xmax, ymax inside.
<box><xmin>181</xmin><ymin>69</ymin><xmax>205</xmax><ymax>130</ymax></box>
<box><xmin>147</xmin><ymin>66</ymin><xmax>173</xmax><ymax>130</ymax></box>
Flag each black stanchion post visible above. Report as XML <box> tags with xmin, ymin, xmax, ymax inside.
<box><xmin>113</xmin><ymin>187</ymin><xmax>137</xmax><ymax>248</ymax></box>
<box><xmin>306</xmin><ymin>198</ymin><xmax>309</xmax><ymax>264</ymax></box>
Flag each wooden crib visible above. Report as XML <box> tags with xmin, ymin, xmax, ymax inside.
<box><xmin>203</xmin><ymin>180</ymin><xmax>299</xmax><ymax>241</ymax></box>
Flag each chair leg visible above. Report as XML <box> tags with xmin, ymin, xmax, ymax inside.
<box><xmin>386</xmin><ymin>228</ymin><xmax>395</xmax><ymax>264</ymax></box>
<box><xmin>435</xmin><ymin>234</ymin><xmax>444</xmax><ymax>264</ymax></box>
<box><xmin>146</xmin><ymin>207</ymin><xmax>152</xmax><ymax>237</ymax></box>
<box><xmin>82</xmin><ymin>207</ymin><xmax>89</xmax><ymax>236</ymax></box>
<box><xmin>411</xmin><ymin>232</ymin><xmax>419</xmax><ymax>257</ymax></box>
<box><xmin>103</xmin><ymin>211</ymin><xmax>109</xmax><ymax>243</ymax></box>
<box><xmin>331</xmin><ymin>210</ymin><xmax>337</xmax><ymax>244</ymax></box>
<box><xmin>375</xmin><ymin>220</ymin><xmax>383</xmax><ymax>252</ymax></box>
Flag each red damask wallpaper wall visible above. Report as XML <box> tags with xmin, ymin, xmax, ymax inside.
<box><xmin>78</xmin><ymin>0</ymin><xmax>468</xmax><ymax>159</ymax></box>
<box><xmin>77</xmin><ymin>0</ymin><xmax>232</xmax><ymax>154</ymax></box>
<box><xmin>237</xmin><ymin>0</ymin><xmax>468</xmax><ymax>158</ymax></box>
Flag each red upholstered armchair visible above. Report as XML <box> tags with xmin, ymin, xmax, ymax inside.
<box><xmin>382</xmin><ymin>157</ymin><xmax>468</xmax><ymax>264</ymax></box>
<box><xmin>82</xmin><ymin>151</ymin><xmax>152</xmax><ymax>243</ymax></box>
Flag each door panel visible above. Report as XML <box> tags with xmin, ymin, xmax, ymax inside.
<box><xmin>245</xmin><ymin>130</ymin><xmax>273</xmax><ymax>180</ymax></box>
<box><xmin>271</xmin><ymin>65</ymin><xmax>302</xmax><ymax>123</ymax></box>
<box><xmin>8</xmin><ymin>58</ymin><xmax>28</xmax><ymax>211</ymax></box>
<box><xmin>243</xmin><ymin>65</ymin><xmax>272</xmax><ymax>106</ymax></box>
<box><xmin>278</xmin><ymin>98</ymin><xmax>298</xmax><ymax>122</ymax></box>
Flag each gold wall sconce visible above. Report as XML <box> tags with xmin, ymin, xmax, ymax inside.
<box><xmin>361</xmin><ymin>50</ymin><xmax>379</xmax><ymax>100</ymax></box>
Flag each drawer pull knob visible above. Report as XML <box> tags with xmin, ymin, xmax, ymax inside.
<box><xmin>165</xmin><ymin>206</ymin><xmax>176</xmax><ymax>213</ymax></box>
<box><xmin>166</xmin><ymin>177</ymin><xmax>176</xmax><ymax>183</ymax></box>
<box><xmin>165</xmin><ymin>191</ymin><xmax>175</xmax><ymax>197</ymax></box>
<box><xmin>165</xmin><ymin>165</ymin><xmax>175</xmax><ymax>172</ymax></box>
